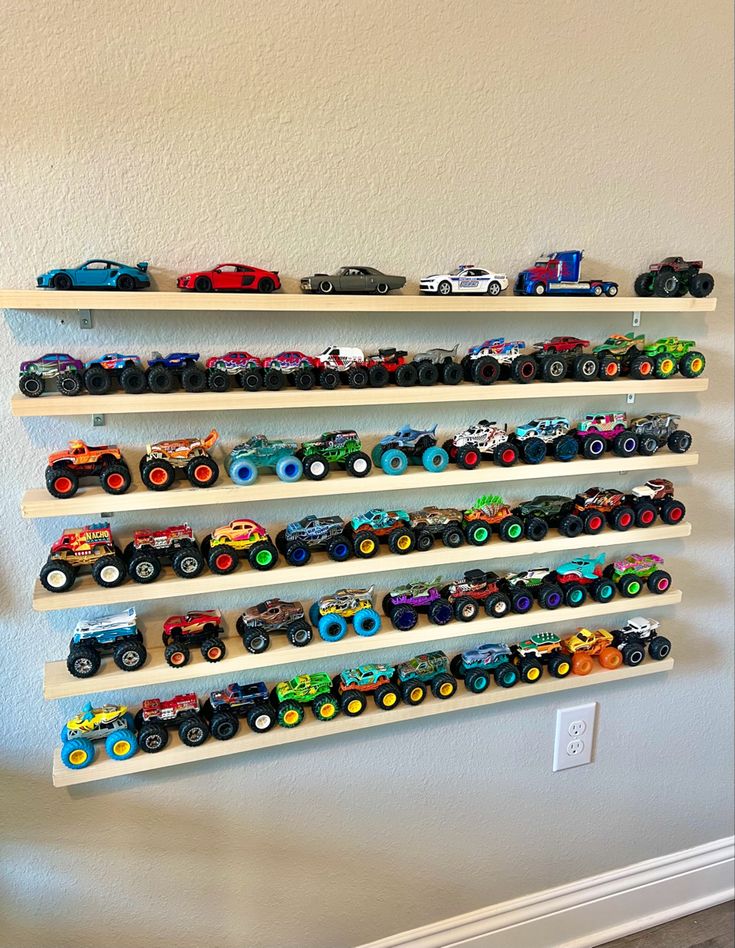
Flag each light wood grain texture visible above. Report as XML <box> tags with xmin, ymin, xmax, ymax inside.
<box><xmin>22</xmin><ymin>452</ymin><xmax>700</xmax><ymax>519</ymax></box>
<box><xmin>11</xmin><ymin>377</ymin><xmax>711</xmax><ymax>417</ymax></box>
<box><xmin>51</xmin><ymin>657</ymin><xmax>674</xmax><ymax>787</ymax></box>
<box><xmin>33</xmin><ymin>521</ymin><xmax>691</xmax><ymax>612</ymax></box>
<box><xmin>0</xmin><ymin>289</ymin><xmax>717</xmax><ymax>312</ymax></box>
<box><xmin>44</xmin><ymin>589</ymin><xmax>682</xmax><ymax>699</ymax></box>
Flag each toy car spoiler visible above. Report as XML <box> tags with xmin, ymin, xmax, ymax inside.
<box><xmin>136</xmin><ymin>262</ymin><xmax>149</xmax><ymax>272</ymax></box>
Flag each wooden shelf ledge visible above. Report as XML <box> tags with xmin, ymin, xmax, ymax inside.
<box><xmin>11</xmin><ymin>377</ymin><xmax>710</xmax><ymax>418</ymax></box>
<box><xmin>33</xmin><ymin>521</ymin><xmax>691</xmax><ymax>613</ymax></box>
<box><xmin>51</xmin><ymin>658</ymin><xmax>674</xmax><ymax>787</ymax></box>
<box><xmin>0</xmin><ymin>289</ymin><xmax>716</xmax><ymax>313</ymax></box>
<box><xmin>44</xmin><ymin>589</ymin><xmax>682</xmax><ymax>700</ymax></box>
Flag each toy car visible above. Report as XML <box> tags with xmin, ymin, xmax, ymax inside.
<box><xmin>382</xmin><ymin>578</ymin><xmax>453</xmax><ymax>630</ymax></box>
<box><xmin>83</xmin><ymin>353</ymin><xmax>147</xmax><ymax>395</ymax></box>
<box><xmin>261</xmin><ymin>351</ymin><xmax>320</xmax><ymax>391</ymax></box>
<box><xmin>634</xmin><ymin>257</ymin><xmax>714</xmax><ymax>298</ymax></box>
<box><xmin>176</xmin><ymin>263</ymin><xmax>280</xmax><ymax>293</ymax></box>
<box><xmin>45</xmin><ymin>441</ymin><xmax>132</xmax><ymax>498</ymax></box>
<box><xmin>641</xmin><ymin>337</ymin><xmax>706</xmax><ymax>379</ymax></box>
<box><xmin>363</xmin><ymin>348</ymin><xmax>416</xmax><ymax>386</ymax></box>
<box><xmin>572</xmin><ymin>487</ymin><xmax>636</xmax><ymax>533</ymax></box>
<box><xmin>308</xmin><ymin>586</ymin><xmax>381</xmax><ymax>642</ymax></box>
<box><xmin>394</xmin><ymin>651</ymin><xmax>457</xmax><ymax>705</ymax></box>
<box><xmin>450</xmin><ymin>644</ymin><xmax>519</xmax><ymax>692</ymax></box>
<box><xmin>125</xmin><ymin>525</ymin><xmax>204</xmax><ymax>583</ymax></box>
<box><xmin>272</xmin><ymin>673</ymin><xmax>339</xmax><ymax>726</ymax></box>
<box><xmin>40</xmin><ymin>522</ymin><xmax>125</xmax><ymax>593</ymax></box>
<box><xmin>228</xmin><ymin>435</ymin><xmax>302</xmax><ymax>486</ymax></box>
<box><xmin>464</xmin><ymin>495</ymin><xmax>526</xmax><ymax>544</ymax></box>
<box><xmin>349</xmin><ymin>508</ymin><xmax>414</xmax><ymax>557</ymax></box>
<box><xmin>202</xmin><ymin>519</ymin><xmax>278</xmax><ymax>574</ymax></box>
<box><xmin>575</xmin><ymin>412</ymin><xmax>639</xmax><ymax>459</ymax></box>
<box><xmin>298</xmin><ymin>430</ymin><xmax>371</xmax><ymax>480</ymax></box>
<box><xmin>561</xmin><ymin>627</ymin><xmax>622</xmax><ymax>675</ymax></box>
<box><xmin>334</xmin><ymin>664</ymin><xmax>400</xmax><ymax>715</ymax></box>
<box><xmin>533</xmin><ymin>336</ymin><xmax>590</xmax><ymax>354</ymax></box>
<box><xmin>19</xmin><ymin>353</ymin><xmax>84</xmax><ymax>397</ymax></box>
<box><xmin>38</xmin><ymin>259</ymin><xmax>149</xmax><ymax>291</ymax></box>
<box><xmin>411</xmin><ymin>345</ymin><xmax>464</xmax><ymax>385</ymax></box>
<box><xmin>592</xmin><ymin>334</ymin><xmax>654</xmax><ymax>380</ymax></box>
<box><xmin>628</xmin><ymin>478</ymin><xmax>686</xmax><ymax>526</ymax></box>
<box><xmin>161</xmin><ymin>610</ymin><xmax>226</xmax><ymax>667</ymax></box>
<box><xmin>66</xmin><ymin>608</ymin><xmax>146</xmax><ymax>678</ymax></box>
<box><xmin>515</xmin><ymin>251</ymin><xmax>618</xmax><ymax>297</ymax></box>
<box><xmin>629</xmin><ymin>413</ymin><xmax>692</xmax><ymax>456</ymax></box>
<box><xmin>203</xmin><ymin>682</ymin><xmax>276</xmax><ymax>739</ymax></box>
<box><xmin>315</xmin><ymin>346</ymin><xmax>372</xmax><ymax>388</ymax></box>
<box><xmin>529</xmin><ymin>338</ymin><xmax>599</xmax><ymax>382</ymax></box>
<box><xmin>553</xmin><ymin>554</ymin><xmax>616</xmax><ymax>607</ymax></box>
<box><xmin>443</xmin><ymin>420</ymin><xmax>518</xmax><ymax>469</ymax></box>
<box><xmin>502</xmin><ymin>568</ymin><xmax>561</xmax><ymax>611</ymax></box>
<box><xmin>604</xmin><ymin>553</ymin><xmax>672</xmax><ymax>597</ymax></box>
<box><xmin>136</xmin><ymin>693</ymin><xmax>208</xmax><ymax>752</ymax></box>
<box><xmin>60</xmin><ymin>702</ymin><xmax>137</xmax><ymax>770</ymax></box>
<box><xmin>236</xmin><ymin>599</ymin><xmax>313</xmax><ymax>653</ymax></box>
<box><xmin>300</xmin><ymin>266</ymin><xmax>406</xmax><ymax>294</ymax></box>
<box><xmin>205</xmin><ymin>350</ymin><xmax>263</xmax><ymax>392</ymax></box>
<box><xmin>373</xmin><ymin>424</ymin><xmax>448</xmax><ymax>475</ymax></box>
<box><xmin>408</xmin><ymin>506</ymin><xmax>465</xmax><ymax>551</ymax></box>
<box><xmin>514</xmin><ymin>417</ymin><xmax>578</xmax><ymax>464</ymax></box>
<box><xmin>145</xmin><ymin>351</ymin><xmax>206</xmax><ymax>393</ymax></box>
<box><xmin>139</xmin><ymin>430</ymin><xmax>219</xmax><ymax>490</ymax></box>
<box><xmin>512</xmin><ymin>633</ymin><xmax>572</xmax><ymax>680</ymax></box>
<box><xmin>441</xmin><ymin>568</ymin><xmax>511</xmax><ymax>621</ymax></box>
<box><xmin>419</xmin><ymin>265</ymin><xmax>508</xmax><ymax>296</ymax></box>
<box><xmin>513</xmin><ymin>495</ymin><xmax>583</xmax><ymax>541</ymax></box>
<box><xmin>463</xmin><ymin>338</ymin><xmax>537</xmax><ymax>385</ymax></box>
<box><xmin>276</xmin><ymin>515</ymin><xmax>351</xmax><ymax>566</ymax></box>
<box><xmin>611</xmin><ymin>616</ymin><xmax>672</xmax><ymax>665</ymax></box>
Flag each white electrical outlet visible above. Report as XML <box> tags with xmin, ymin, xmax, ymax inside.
<box><xmin>553</xmin><ymin>703</ymin><xmax>597</xmax><ymax>771</ymax></box>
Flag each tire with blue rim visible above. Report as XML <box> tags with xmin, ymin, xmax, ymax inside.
<box><xmin>422</xmin><ymin>446</ymin><xmax>449</xmax><ymax>473</ymax></box>
<box><xmin>229</xmin><ymin>457</ymin><xmax>259</xmax><ymax>486</ymax></box>
<box><xmin>285</xmin><ymin>544</ymin><xmax>311</xmax><ymax>567</ymax></box>
<box><xmin>353</xmin><ymin>608</ymin><xmax>382</xmax><ymax>636</ymax></box>
<box><xmin>380</xmin><ymin>448</ymin><xmax>408</xmax><ymax>476</ymax></box>
<box><xmin>276</xmin><ymin>455</ymin><xmax>303</xmax><ymax>482</ymax></box>
<box><xmin>318</xmin><ymin>614</ymin><xmax>348</xmax><ymax>642</ymax></box>
<box><xmin>61</xmin><ymin>737</ymin><xmax>95</xmax><ymax>770</ymax></box>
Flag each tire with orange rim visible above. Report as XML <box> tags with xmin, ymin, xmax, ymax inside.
<box><xmin>46</xmin><ymin>468</ymin><xmax>79</xmax><ymax>498</ymax></box>
<box><xmin>186</xmin><ymin>455</ymin><xmax>219</xmax><ymax>488</ymax></box>
<box><xmin>629</xmin><ymin>355</ymin><xmax>654</xmax><ymax>379</ymax></box>
<box><xmin>100</xmin><ymin>463</ymin><xmax>131</xmax><ymax>494</ymax></box>
<box><xmin>598</xmin><ymin>646</ymin><xmax>623</xmax><ymax>669</ymax></box>
<box><xmin>141</xmin><ymin>458</ymin><xmax>175</xmax><ymax>490</ymax></box>
<box><xmin>164</xmin><ymin>642</ymin><xmax>190</xmax><ymax>667</ymax></box>
<box><xmin>598</xmin><ymin>354</ymin><xmax>620</xmax><ymax>379</ymax></box>
<box><xmin>200</xmin><ymin>636</ymin><xmax>226</xmax><ymax>662</ymax></box>
<box><xmin>571</xmin><ymin>652</ymin><xmax>594</xmax><ymax>675</ymax></box>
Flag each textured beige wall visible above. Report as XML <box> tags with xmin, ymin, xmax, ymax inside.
<box><xmin>0</xmin><ymin>2</ymin><xmax>733</xmax><ymax>947</ymax></box>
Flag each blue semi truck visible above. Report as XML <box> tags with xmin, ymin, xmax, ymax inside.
<box><xmin>515</xmin><ymin>250</ymin><xmax>619</xmax><ymax>297</ymax></box>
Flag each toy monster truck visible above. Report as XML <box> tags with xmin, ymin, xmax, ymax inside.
<box><xmin>464</xmin><ymin>495</ymin><xmax>526</xmax><ymax>544</ymax></box>
<box><xmin>513</xmin><ymin>417</ymin><xmax>578</xmax><ymax>464</ymax></box>
<box><xmin>227</xmin><ymin>435</ymin><xmax>302</xmax><ymax>485</ymax></box>
<box><xmin>202</xmin><ymin>682</ymin><xmax>276</xmax><ymax>738</ymax></box>
<box><xmin>572</xmin><ymin>487</ymin><xmax>636</xmax><ymax>533</ymax></box>
<box><xmin>501</xmin><ymin>567</ymin><xmax>562</xmax><ymax>611</ymax></box>
<box><xmin>642</xmin><ymin>337</ymin><xmax>706</xmax><ymax>379</ymax></box>
<box><xmin>604</xmin><ymin>553</ymin><xmax>672</xmax><ymax>597</ymax></box>
<box><xmin>441</xmin><ymin>568</ymin><xmax>511</xmax><ymax>621</ymax></box>
<box><xmin>463</xmin><ymin>338</ymin><xmax>537</xmax><ymax>385</ymax></box>
<box><xmin>315</xmin><ymin>346</ymin><xmax>373</xmax><ymax>389</ymax></box>
<box><xmin>530</xmin><ymin>336</ymin><xmax>596</xmax><ymax>382</ymax></box>
<box><xmin>83</xmin><ymin>353</ymin><xmax>147</xmax><ymax>395</ymax></box>
<box><xmin>308</xmin><ymin>586</ymin><xmax>381</xmax><ymax>642</ymax></box>
<box><xmin>205</xmin><ymin>350</ymin><xmax>263</xmax><ymax>392</ymax></box>
<box><xmin>40</xmin><ymin>521</ymin><xmax>126</xmax><ymax>593</ymax></box>
<box><xmin>629</xmin><ymin>413</ymin><xmax>692</xmax><ymax>456</ymax></box>
<box><xmin>45</xmin><ymin>440</ymin><xmax>132</xmax><ymax>498</ymax></box>
<box><xmin>408</xmin><ymin>506</ymin><xmax>465</xmax><ymax>552</ymax></box>
<box><xmin>271</xmin><ymin>673</ymin><xmax>340</xmax><ymax>727</ymax></box>
<box><xmin>512</xmin><ymin>495</ymin><xmax>583</xmax><ymax>541</ymax></box>
<box><xmin>66</xmin><ymin>607</ymin><xmax>147</xmax><ymax>678</ymax></box>
<box><xmin>60</xmin><ymin>702</ymin><xmax>138</xmax><ymax>769</ymax></box>
<box><xmin>393</xmin><ymin>651</ymin><xmax>457</xmax><ymax>705</ymax></box>
<box><xmin>575</xmin><ymin>412</ymin><xmax>639</xmax><ymax>459</ymax></box>
<box><xmin>275</xmin><ymin>515</ymin><xmax>351</xmax><ymax>566</ymax></box>
<box><xmin>382</xmin><ymin>578</ymin><xmax>453</xmax><ymax>630</ymax></box>
<box><xmin>372</xmin><ymin>424</ymin><xmax>449</xmax><ymax>475</ymax></box>
<box><xmin>634</xmin><ymin>257</ymin><xmax>714</xmax><ymax>299</ymax></box>
<box><xmin>627</xmin><ymin>478</ymin><xmax>686</xmax><ymax>526</ymax></box>
<box><xmin>202</xmin><ymin>518</ymin><xmax>278</xmax><ymax>573</ymax></box>
<box><xmin>236</xmin><ymin>599</ymin><xmax>313</xmax><ymax>653</ymax></box>
<box><xmin>125</xmin><ymin>524</ymin><xmax>204</xmax><ymax>583</ymax></box>
<box><xmin>365</xmin><ymin>347</ymin><xmax>416</xmax><ymax>387</ymax></box>
<box><xmin>297</xmin><ymin>430</ymin><xmax>371</xmax><ymax>480</ymax></box>
<box><xmin>136</xmin><ymin>693</ymin><xmax>209</xmax><ymax>752</ymax></box>
<box><xmin>592</xmin><ymin>334</ymin><xmax>654</xmax><ymax>380</ymax></box>
<box><xmin>161</xmin><ymin>609</ymin><xmax>226</xmax><ymax>667</ymax></box>
<box><xmin>139</xmin><ymin>429</ymin><xmax>219</xmax><ymax>490</ymax></box>
<box><xmin>450</xmin><ymin>643</ymin><xmax>520</xmax><ymax>692</ymax></box>
<box><xmin>552</xmin><ymin>554</ymin><xmax>616</xmax><ymax>607</ymax></box>
<box><xmin>512</xmin><ymin>632</ymin><xmax>572</xmax><ymax>682</ymax></box>
<box><xmin>145</xmin><ymin>351</ymin><xmax>206</xmax><ymax>393</ymax></box>
<box><xmin>334</xmin><ymin>664</ymin><xmax>401</xmax><ymax>716</ymax></box>
<box><xmin>561</xmin><ymin>627</ymin><xmax>623</xmax><ymax>675</ymax></box>
<box><xmin>443</xmin><ymin>420</ymin><xmax>519</xmax><ymax>469</ymax></box>
<box><xmin>19</xmin><ymin>353</ymin><xmax>84</xmax><ymax>397</ymax></box>
<box><xmin>349</xmin><ymin>508</ymin><xmax>415</xmax><ymax>557</ymax></box>
<box><xmin>611</xmin><ymin>616</ymin><xmax>672</xmax><ymax>665</ymax></box>
<box><xmin>412</xmin><ymin>345</ymin><xmax>464</xmax><ymax>385</ymax></box>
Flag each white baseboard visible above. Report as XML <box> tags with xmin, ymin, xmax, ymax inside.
<box><xmin>358</xmin><ymin>836</ymin><xmax>734</xmax><ymax>948</ymax></box>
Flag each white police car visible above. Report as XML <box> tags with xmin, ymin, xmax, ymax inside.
<box><xmin>420</xmin><ymin>265</ymin><xmax>509</xmax><ymax>296</ymax></box>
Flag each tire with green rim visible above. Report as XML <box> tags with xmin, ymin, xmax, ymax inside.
<box><xmin>498</xmin><ymin>517</ymin><xmax>524</xmax><ymax>542</ymax></box>
<box><xmin>634</xmin><ymin>272</ymin><xmax>654</xmax><ymax>296</ymax></box>
<box><xmin>465</xmin><ymin>521</ymin><xmax>490</xmax><ymax>546</ymax></box>
<box><xmin>248</xmin><ymin>542</ymin><xmax>278</xmax><ymax>571</ymax></box>
<box><xmin>618</xmin><ymin>574</ymin><xmax>642</xmax><ymax>597</ymax></box>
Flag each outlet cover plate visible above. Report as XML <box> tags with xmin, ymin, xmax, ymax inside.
<box><xmin>553</xmin><ymin>703</ymin><xmax>597</xmax><ymax>771</ymax></box>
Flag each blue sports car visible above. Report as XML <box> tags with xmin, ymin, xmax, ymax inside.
<box><xmin>37</xmin><ymin>259</ymin><xmax>150</xmax><ymax>291</ymax></box>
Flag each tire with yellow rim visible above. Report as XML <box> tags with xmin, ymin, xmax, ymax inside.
<box><xmin>518</xmin><ymin>657</ymin><xmax>543</xmax><ymax>682</ymax></box>
<box><xmin>401</xmin><ymin>680</ymin><xmax>427</xmax><ymax>706</ymax></box>
<box><xmin>547</xmin><ymin>653</ymin><xmax>572</xmax><ymax>678</ymax></box>
<box><xmin>353</xmin><ymin>531</ymin><xmax>379</xmax><ymax>558</ymax></box>
<box><xmin>61</xmin><ymin>737</ymin><xmax>95</xmax><ymax>770</ymax></box>
<box><xmin>105</xmin><ymin>728</ymin><xmax>138</xmax><ymax>760</ymax></box>
<box><xmin>340</xmin><ymin>690</ymin><xmax>367</xmax><ymax>717</ymax></box>
<box><xmin>312</xmin><ymin>693</ymin><xmax>339</xmax><ymax>721</ymax></box>
<box><xmin>431</xmin><ymin>673</ymin><xmax>458</xmax><ymax>699</ymax></box>
<box><xmin>278</xmin><ymin>701</ymin><xmax>304</xmax><ymax>728</ymax></box>
<box><xmin>374</xmin><ymin>682</ymin><xmax>400</xmax><ymax>710</ymax></box>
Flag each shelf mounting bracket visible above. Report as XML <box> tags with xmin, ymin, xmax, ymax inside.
<box><xmin>92</xmin><ymin>414</ymin><xmax>105</xmax><ymax>427</ymax></box>
<box><xmin>626</xmin><ymin>393</ymin><xmax>636</xmax><ymax>404</ymax></box>
<box><xmin>631</xmin><ymin>310</ymin><xmax>641</xmax><ymax>328</ymax></box>
<box><xmin>79</xmin><ymin>309</ymin><xmax>94</xmax><ymax>329</ymax></box>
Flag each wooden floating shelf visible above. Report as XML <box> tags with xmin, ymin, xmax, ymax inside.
<box><xmin>11</xmin><ymin>377</ymin><xmax>710</xmax><ymax>418</ymax></box>
<box><xmin>22</xmin><ymin>452</ymin><xmax>699</xmax><ymax>520</ymax></box>
<box><xmin>0</xmin><ymin>289</ymin><xmax>716</xmax><ymax>313</ymax></box>
<box><xmin>33</xmin><ymin>522</ymin><xmax>691</xmax><ymax>613</ymax></box>
<box><xmin>44</xmin><ymin>589</ymin><xmax>682</xmax><ymax>700</ymax></box>
<box><xmin>52</xmin><ymin>657</ymin><xmax>674</xmax><ymax>787</ymax></box>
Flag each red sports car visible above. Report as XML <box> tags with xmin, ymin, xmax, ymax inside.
<box><xmin>532</xmin><ymin>336</ymin><xmax>590</xmax><ymax>353</ymax></box>
<box><xmin>176</xmin><ymin>263</ymin><xmax>281</xmax><ymax>293</ymax></box>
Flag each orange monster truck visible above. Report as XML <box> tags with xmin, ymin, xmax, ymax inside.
<box><xmin>562</xmin><ymin>627</ymin><xmax>623</xmax><ymax>675</ymax></box>
<box><xmin>45</xmin><ymin>441</ymin><xmax>132</xmax><ymax>498</ymax></box>
<box><xmin>140</xmin><ymin>429</ymin><xmax>219</xmax><ymax>490</ymax></box>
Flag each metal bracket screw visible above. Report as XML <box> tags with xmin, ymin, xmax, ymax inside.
<box><xmin>92</xmin><ymin>414</ymin><xmax>105</xmax><ymax>426</ymax></box>
<box><xmin>79</xmin><ymin>309</ymin><xmax>94</xmax><ymax>329</ymax></box>
<box><xmin>631</xmin><ymin>311</ymin><xmax>641</xmax><ymax>328</ymax></box>
<box><xmin>626</xmin><ymin>393</ymin><xmax>636</xmax><ymax>404</ymax></box>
